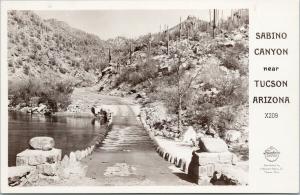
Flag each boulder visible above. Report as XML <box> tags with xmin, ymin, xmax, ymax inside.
<box><xmin>223</xmin><ymin>41</ymin><xmax>235</xmax><ymax>47</ymax></box>
<box><xmin>20</xmin><ymin>107</ymin><xmax>30</xmax><ymax>113</ymax></box>
<box><xmin>205</xmin><ymin>128</ymin><xmax>217</xmax><ymax>137</ymax></box>
<box><xmin>31</xmin><ymin>107</ymin><xmax>39</xmax><ymax>113</ymax></box>
<box><xmin>182</xmin><ymin>126</ymin><xmax>197</xmax><ymax>146</ymax></box>
<box><xmin>225</xmin><ymin>130</ymin><xmax>242</xmax><ymax>142</ymax></box>
<box><xmin>29</xmin><ymin>137</ymin><xmax>55</xmax><ymax>151</ymax></box>
<box><xmin>233</xmin><ymin>34</ymin><xmax>243</xmax><ymax>41</ymax></box>
<box><xmin>37</xmin><ymin>104</ymin><xmax>47</xmax><ymax>113</ymax></box>
<box><xmin>198</xmin><ymin>137</ymin><xmax>229</xmax><ymax>153</ymax></box>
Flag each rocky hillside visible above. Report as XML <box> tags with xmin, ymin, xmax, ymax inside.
<box><xmin>8</xmin><ymin>10</ymin><xmax>249</xmax><ymax>138</ymax></box>
<box><xmin>96</xmin><ymin>12</ymin><xmax>249</xmax><ymax>150</ymax></box>
<box><xmin>7</xmin><ymin>10</ymin><xmax>108</xmax><ymax>87</ymax></box>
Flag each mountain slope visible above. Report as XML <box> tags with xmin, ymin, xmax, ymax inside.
<box><xmin>7</xmin><ymin>10</ymin><xmax>108</xmax><ymax>86</ymax></box>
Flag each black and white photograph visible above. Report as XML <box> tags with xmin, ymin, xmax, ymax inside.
<box><xmin>5</xmin><ymin>8</ymin><xmax>250</xmax><ymax>187</ymax></box>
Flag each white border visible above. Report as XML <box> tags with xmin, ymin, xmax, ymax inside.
<box><xmin>1</xmin><ymin>0</ymin><xmax>299</xmax><ymax>193</ymax></box>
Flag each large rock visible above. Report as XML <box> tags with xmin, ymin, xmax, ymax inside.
<box><xmin>182</xmin><ymin>126</ymin><xmax>197</xmax><ymax>146</ymax></box>
<box><xmin>233</xmin><ymin>34</ymin><xmax>243</xmax><ymax>41</ymax></box>
<box><xmin>16</xmin><ymin>148</ymin><xmax>61</xmax><ymax>166</ymax></box>
<box><xmin>37</xmin><ymin>104</ymin><xmax>47</xmax><ymax>113</ymax></box>
<box><xmin>225</xmin><ymin>130</ymin><xmax>241</xmax><ymax>142</ymax></box>
<box><xmin>29</xmin><ymin>137</ymin><xmax>55</xmax><ymax>151</ymax></box>
<box><xmin>205</xmin><ymin>128</ymin><xmax>217</xmax><ymax>137</ymax></box>
<box><xmin>198</xmin><ymin>137</ymin><xmax>228</xmax><ymax>153</ymax></box>
<box><xmin>20</xmin><ymin>107</ymin><xmax>30</xmax><ymax>113</ymax></box>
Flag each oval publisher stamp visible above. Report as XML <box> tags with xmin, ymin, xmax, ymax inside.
<box><xmin>263</xmin><ymin>146</ymin><xmax>280</xmax><ymax>162</ymax></box>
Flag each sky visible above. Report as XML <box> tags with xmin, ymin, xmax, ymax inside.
<box><xmin>35</xmin><ymin>10</ymin><xmax>232</xmax><ymax>40</ymax></box>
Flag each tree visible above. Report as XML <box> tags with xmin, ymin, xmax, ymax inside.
<box><xmin>173</xmin><ymin>45</ymin><xmax>202</xmax><ymax>132</ymax></box>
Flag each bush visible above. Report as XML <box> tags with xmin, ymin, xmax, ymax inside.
<box><xmin>128</xmin><ymin>71</ymin><xmax>144</xmax><ymax>86</ymax></box>
<box><xmin>149</xmin><ymin>86</ymin><xmax>192</xmax><ymax>114</ymax></box>
<box><xmin>23</xmin><ymin>65</ymin><xmax>30</xmax><ymax>75</ymax></box>
<box><xmin>194</xmin><ymin>103</ymin><xmax>216</xmax><ymax>128</ymax></box>
<box><xmin>59</xmin><ymin>67</ymin><xmax>67</xmax><ymax>74</ymax></box>
<box><xmin>9</xmin><ymin>77</ymin><xmax>74</xmax><ymax>111</ymax></box>
<box><xmin>115</xmin><ymin>59</ymin><xmax>158</xmax><ymax>87</ymax></box>
<box><xmin>234</xmin><ymin>42</ymin><xmax>247</xmax><ymax>53</ymax></box>
<box><xmin>221</xmin><ymin>55</ymin><xmax>239</xmax><ymax>70</ymax></box>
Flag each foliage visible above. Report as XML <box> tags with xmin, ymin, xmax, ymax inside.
<box><xmin>115</xmin><ymin>59</ymin><xmax>158</xmax><ymax>86</ymax></box>
<box><xmin>7</xmin><ymin>10</ymin><xmax>109</xmax><ymax>86</ymax></box>
<box><xmin>8</xmin><ymin>77</ymin><xmax>74</xmax><ymax>111</ymax></box>
<box><xmin>221</xmin><ymin>55</ymin><xmax>239</xmax><ymax>70</ymax></box>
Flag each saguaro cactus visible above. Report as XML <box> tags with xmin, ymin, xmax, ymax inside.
<box><xmin>129</xmin><ymin>42</ymin><xmax>133</xmax><ymax>65</ymax></box>
<box><xmin>159</xmin><ymin>24</ymin><xmax>162</xmax><ymax>35</ymax></box>
<box><xmin>179</xmin><ymin>17</ymin><xmax>182</xmax><ymax>41</ymax></box>
<box><xmin>209</xmin><ymin>9</ymin><xmax>211</xmax><ymax>26</ymax></box>
<box><xmin>212</xmin><ymin>9</ymin><xmax>216</xmax><ymax>38</ymax></box>
<box><xmin>148</xmin><ymin>33</ymin><xmax>152</xmax><ymax>61</ymax></box>
<box><xmin>108</xmin><ymin>48</ymin><xmax>111</xmax><ymax>63</ymax></box>
<box><xmin>166</xmin><ymin>25</ymin><xmax>169</xmax><ymax>55</ymax></box>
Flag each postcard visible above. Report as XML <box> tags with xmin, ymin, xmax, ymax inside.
<box><xmin>1</xmin><ymin>0</ymin><xmax>299</xmax><ymax>193</ymax></box>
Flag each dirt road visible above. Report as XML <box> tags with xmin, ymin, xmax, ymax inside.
<box><xmin>74</xmin><ymin>87</ymin><xmax>194</xmax><ymax>186</ymax></box>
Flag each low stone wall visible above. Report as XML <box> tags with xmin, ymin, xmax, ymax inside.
<box><xmin>8</xmin><ymin>108</ymin><xmax>114</xmax><ymax>187</ymax></box>
<box><xmin>140</xmin><ymin>109</ymin><xmax>248</xmax><ymax>185</ymax></box>
<box><xmin>140</xmin><ymin>110</ymin><xmax>193</xmax><ymax>174</ymax></box>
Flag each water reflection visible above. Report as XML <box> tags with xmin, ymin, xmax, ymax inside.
<box><xmin>8</xmin><ymin>112</ymin><xmax>106</xmax><ymax>167</ymax></box>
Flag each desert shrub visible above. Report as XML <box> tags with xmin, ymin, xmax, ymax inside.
<box><xmin>233</xmin><ymin>42</ymin><xmax>247</xmax><ymax>53</ymax></box>
<box><xmin>115</xmin><ymin>59</ymin><xmax>158</xmax><ymax>87</ymax></box>
<box><xmin>23</xmin><ymin>65</ymin><xmax>30</xmax><ymax>75</ymax></box>
<box><xmin>83</xmin><ymin>63</ymin><xmax>91</xmax><ymax>72</ymax></box>
<box><xmin>194</xmin><ymin>103</ymin><xmax>216</xmax><ymax>127</ymax></box>
<box><xmin>221</xmin><ymin>55</ymin><xmax>239</xmax><ymax>70</ymax></box>
<box><xmin>213</xmin><ymin>106</ymin><xmax>240</xmax><ymax>138</ymax></box>
<box><xmin>59</xmin><ymin>67</ymin><xmax>67</xmax><ymax>74</ymax></box>
<box><xmin>199</xmin><ymin>24</ymin><xmax>208</xmax><ymax>32</ymax></box>
<box><xmin>8</xmin><ymin>59</ymin><xmax>13</xmax><ymax>67</ymax></box>
<box><xmin>128</xmin><ymin>71</ymin><xmax>144</xmax><ymax>86</ymax></box>
<box><xmin>9</xmin><ymin>78</ymin><xmax>43</xmax><ymax>106</ymax></box>
<box><xmin>9</xmin><ymin>77</ymin><xmax>74</xmax><ymax>111</ymax></box>
<box><xmin>149</xmin><ymin>85</ymin><xmax>192</xmax><ymax>114</ymax></box>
